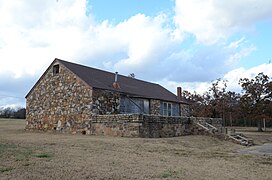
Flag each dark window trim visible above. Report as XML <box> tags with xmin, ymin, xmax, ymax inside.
<box><xmin>53</xmin><ymin>64</ymin><xmax>60</xmax><ymax>75</ymax></box>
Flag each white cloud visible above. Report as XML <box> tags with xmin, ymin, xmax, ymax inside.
<box><xmin>0</xmin><ymin>0</ymin><xmax>175</xmax><ymax>80</ymax></box>
<box><xmin>225</xmin><ymin>46</ymin><xmax>256</xmax><ymax>66</ymax></box>
<box><xmin>161</xmin><ymin>63</ymin><xmax>272</xmax><ymax>96</ymax></box>
<box><xmin>0</xmin><ymin>0</ymin><xmax>268</xmax><ymax>107</ymax></box>
<box><xmin>159</xmin><ymin>79</ymin><xmax>211</xmax><ymax>95</ymax></box>
<box><xmin>228</xmin><ymin>37</ymin><xmax>246</xmax><ymax>49</ymax></box>
<box><xmin>223</xmin><ymin>63</ymin><xmax>272</xmax><ymax>92</ymax></box>
<box><xmin>174</xmin><ymin>0</ymin><xmax>272</xmax><ymax>44</ymax></box>
<box><xmin>0</xmin><ymin>0</ymin><xmax>93</xmax><ymax>78</ymax></box>
<box><xmin>0</xmin><ymin>0</ymin><xmax>258</xmax><ymax>82</ymax></box>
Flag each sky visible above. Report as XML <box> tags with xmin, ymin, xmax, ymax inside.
<box><xmin>0</xmin><ymin>0</ymin><xmax>272</xmax><ymax>108</ymax></box>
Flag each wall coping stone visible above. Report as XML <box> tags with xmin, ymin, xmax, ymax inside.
<box><xmin>89</xmin><ymin>114</ymin><xmax>222</xmax><ymax>125</ymax></box>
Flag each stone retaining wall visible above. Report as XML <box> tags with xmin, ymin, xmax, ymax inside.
<box><xmin>191</xmin><ymin>117</ymin><xmax>223</xmax><ymax>128</ymax></box>
<box><xmin>90</xmin><ymin>114</ymin><xmax>141</xmax><ymax>137</ymax></box>
<box><xmin>46</xmin><ymin>114</ymin><xmax>222</xmax><ymax>138</ymax></box>
<box><xmin>140</xmin><ymin>115</ymin><xmax>191</xmax><ymax>138</ymax></box>
<box><xmin>190</xmin><ymin>117</ymin><xmax>224</xmax><ymax>137</ymax></box>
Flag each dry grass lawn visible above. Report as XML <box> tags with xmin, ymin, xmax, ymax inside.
<box><xmin>0</xmin><ymin>119</ymin><xmax>272</xmax><ymax>180</ymax></box>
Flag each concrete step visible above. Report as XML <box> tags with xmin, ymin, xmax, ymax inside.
<box><xmin>228</xmin><ymin>134</ymin><xmax>253</xmax><ymax>146</ymax></box>
<box><xmin>195</xmin><ymin>121</ymin><xmax>253</xmax><ymax>146</ymax></box>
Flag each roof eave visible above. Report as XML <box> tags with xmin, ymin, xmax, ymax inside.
<box><xmin>92</xmin><ymin>87</ymin><xmax>182</xmax><ymax>103</ymax></box>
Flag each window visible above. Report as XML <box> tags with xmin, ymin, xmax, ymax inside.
<box><xmin>53</xmin><ymin>64</ymin><xmax>59</xmax><ymax>75</ymax></box>
<box><xmin>163</xmin><ymin>102</ymin><xmax>172</xmax><ymax>116</ymax></box>
<box><xmin>167</xmin><ymin>103</ymin><xmax>172</xmax><ymax>116</ymax></box>
<box><xmin>120</xmin><ymin>96</ymin><xmax>150</xmax><ymax>114</ymax></box>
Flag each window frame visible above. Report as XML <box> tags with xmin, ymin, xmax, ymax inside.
<box><xmin>53</xmin><ymin>64</ymin><xmax>60</xmax><ymax>75</ymax></box>
<box><xmin>163</xmin><ymin>102</ymin><xmax>172</xmax><ymax>116</ymax></box>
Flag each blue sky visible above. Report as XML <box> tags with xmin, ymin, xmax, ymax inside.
<box><xmin>89</xmin><ymin>0</ymin><xmax>272</xmax><ymax>70</ymax></box>
<box><xmin>0</xmin><ymin>0</ymin><xmax>272</xmax><ymax>108</ymax></box>
<box><xmin>89</xmin><ymin>0</ymin><xmax>174</xmax><ymax>23</ymax></box>
<box><xmin>239</xmin><ymin>21</ymin><xmax>272</xmax><ymax>68</ymax></box>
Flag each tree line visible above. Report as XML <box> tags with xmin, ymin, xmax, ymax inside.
<box><xmin>0</xmin><ymin>107</ymin><xmax>26</xmax><ymax>119</ymax></box>
<box><xmin>183</xmin><ymin>72</ymin><xmax>272</xmax><ymax>131</ymax></box>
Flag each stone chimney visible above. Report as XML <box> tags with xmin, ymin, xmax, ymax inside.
<box><xmin>113</xmin><ymin>72</ymin><xmax>120</xmax><ymax>89</ymax></box>
<box><xmin>177</xmin><ymin>87</ymin><xmax>182</xmax><ymax>100</ymax></box>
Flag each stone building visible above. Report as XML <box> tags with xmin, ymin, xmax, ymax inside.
<box><xmin>25</xmin><ymin>58</ymin><xmax>189</xmax><ymax>131</ymax></box>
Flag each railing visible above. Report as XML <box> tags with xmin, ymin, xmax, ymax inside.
<box><xmin>205</xmin><ymin>122</ymin><xmax>218</xmax><ymax>130</ymax></box>
<box><xmin>196</xmin><ymin>122</ymin><xmax>209</xmax><ymax>131</ymax></box>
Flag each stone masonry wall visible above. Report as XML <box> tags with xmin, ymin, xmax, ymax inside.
<box><xmin>150</xmin><ymin>99</ymin><xmax>160</xmax><ymax>115</ymax></box>
<box><xmin>180</xmin><ymin>104</ymin><xmax>190</xmax><ymax>116</ymax></box>
<box><xmin>139</xmin><ymin>115</ymin><xmax>191</xmax><ymax>138</ymax></box>
<box><xmin>26</xmin><ymin>62</ymin><xmax>93</xmax><ymax>130</ymax></box>
<box><xmin>92</xmin><ymin>89</ymin><xmax>121</xmax><ymax>115</ymax></box>
<box><xmin>191</xmin><ymin>117</ymin><xmax>223</xmax><ymax>128</ymax></box>
<box><xmin>86</xmin><ymin>115</ymin><xmax>222</xmax><ymax>138</ymax></box>
<box><xmin>54</xmin><ymin>114</ymin><xmax>142</xmax><ymax>136</ymax></box>
<box><xmin>51</xmin><ymin>114</ymin><xmax>195</xmax><ymax>138</ymax></box>
<box><xmin>90</xmin><ymin>114</ymin><xmax>141</xmax><ymax>137</ymax></box>
<box><xmin>190</xmin><ymin>117</ymin><xmax>223</xmax><ymax>135</ymax></box>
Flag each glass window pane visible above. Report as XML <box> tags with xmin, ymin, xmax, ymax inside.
<box><xmin>168</xmin><ymin>103</ymin><xmax>172</xmax><ymax>116</ymax></box>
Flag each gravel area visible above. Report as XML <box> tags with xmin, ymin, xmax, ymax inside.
<box><xmin>239</xmin><ymin>143</ymin><xmax>272</xmax><ymax>155</ymax></box>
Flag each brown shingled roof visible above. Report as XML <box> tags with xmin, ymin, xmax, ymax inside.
<box><xmin>27</xmin><ymin>58</ymin><xmax>185</xmax><ymax>103</ymax></box>
<box><xmin>58</xmin><ymin>59</ymin><xmax>184</xmax><ymax>103</ymax></box>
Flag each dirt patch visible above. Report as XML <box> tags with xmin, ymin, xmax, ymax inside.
<box><xmin>1</xmin><ymin>119</ymin><xmax>272</xmax><ymax>180</ymax></box>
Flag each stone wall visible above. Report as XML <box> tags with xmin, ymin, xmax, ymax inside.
<box><xmin>191</xmin><ymin>117</ymin><xmax>223</xmax><ymax>128</ymax></box>
<box><xmin>27</xmin><ymin>94</ymin><xmax>223</xmax><ymax>138</ymax></box>
<box><xmin>87</xmin><ymin>115</ymin><xmax>222</xmax><ymax>138</ymax></box>
<box><xmin>54</xmin><ymin>114</ymin><xmax>142</xmax><ymax>137</ymax></box>
<box><xmin>180</xmin><ymin>104</ymin><xmax>190</xmax><ymax>116</ymax></box>
<box><xmin>48</xmin><ymin>114</ymin><xmax>214</xmax><ymax>138</ymax></box>
<box><xmin>190</xmin><ymin>117</ymin><xmax>223</xmax><ymax>136</ymax></box>
<box><xmin>26</xmin><ymin>62</ymin><xmax>93</xmax><ymax>130</ymax></box>
<box><xmin>92</xmin><ymin>89</ymin><xmax>121</xmax><ymax>115</ymax></box>
<box><xmin>90</xmin><ymin>114</ymin><xmax>141</xmax><ymax>137</ymax></box>
<box><xmin>150</xmin><ymin>100</ymin><xmax>161</xmax><ymax>115</ymax></box>
<box><xmin>139</xmin><ymin>115</ymin><xmax>191</xmax><ymax>138</ymax></box>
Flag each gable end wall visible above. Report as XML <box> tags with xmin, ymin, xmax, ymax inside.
<box><xmin>26</xmin><ymin>62</ymin><xmax>93</xmax><ymax>130</ymax></box>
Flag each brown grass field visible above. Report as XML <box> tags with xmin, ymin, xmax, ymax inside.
<box><xmin>0</xmin><ymin>119</ymin><xmax>272</xmax><ymax>180</ymax></box>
